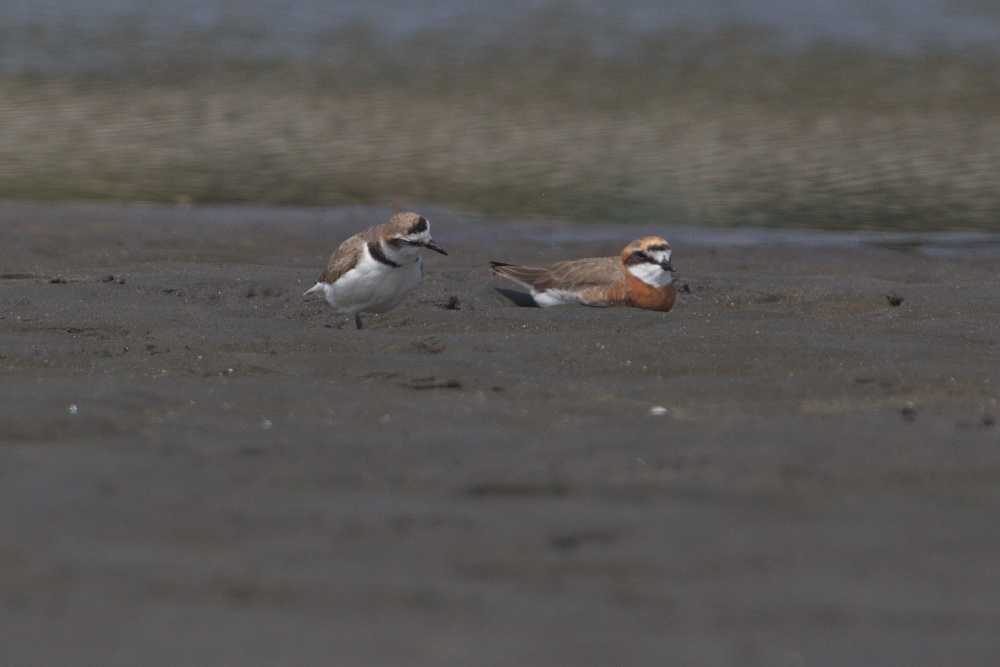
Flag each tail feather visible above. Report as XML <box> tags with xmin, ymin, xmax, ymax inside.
<box><xmin>490</xmin><ymin>261</ymin><xmax>547</xmax><ymax>286</ymax></box>
<box><xmin>303</xmin><ymin>282</ymin><xmax>325</xmax><ymax>297</ymax></box>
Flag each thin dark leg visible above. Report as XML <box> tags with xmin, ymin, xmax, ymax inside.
<box><xmin>355</xmin><ymin>313</ymin><xmax>363</xmax><ymax>329</ymax></box>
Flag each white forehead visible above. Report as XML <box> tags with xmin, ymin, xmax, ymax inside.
<box><xmin>404</xmin><ymin>228</ymin><xmax>432</xmax><ymax>240</ymax></box>
<box><xmin>645</xmin><ymin>246</ymin><xmax>671</xmax><ymax>258</ymax></box>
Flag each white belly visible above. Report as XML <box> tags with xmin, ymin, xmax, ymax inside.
<box><xmin>323</xmin><ymin>257</ymin><xmax>423</xmax><ymax>315</ymax></box>
<box><xmin>532</xmin><ymin>288</ymin><xmax>586</xmax><ymax>308</ymax></box>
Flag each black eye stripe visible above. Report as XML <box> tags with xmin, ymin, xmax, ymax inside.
<box><xmin>625</xmin><ymin>253</ymin><xmax>653</xmax><ymax>266</ymax></box>
<box><xmin>624</xmin><ymin>247</ymin><xmax>670</xmax><ymax>266</ymax></box>
<box><xmin>389</xmin><ymin>237</ymin><xmax>423</xmax><ymax>248</ymax></box>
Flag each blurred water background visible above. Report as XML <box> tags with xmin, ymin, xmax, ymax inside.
<box><xmin>3</xmin><ymin>0</ymin><xmax>1000</xmax><ymax>230</ymax></box>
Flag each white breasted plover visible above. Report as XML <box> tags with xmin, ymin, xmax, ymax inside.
<box><xmin>491</xmin><ymin>236</ymin><xmax>677</xmax><ymax>312</ymax></box>
<box><xmin>304</xmin><ymin>212</ymin><xmax>447</xmax><ymax>328</ymax></box>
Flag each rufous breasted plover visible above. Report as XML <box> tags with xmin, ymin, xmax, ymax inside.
<box><xmin>491</xmin><ymin>236</ymin><xmax>677</xmax><ymax>311</ymax></box>
<box><xmin>303</xmin><ymin>212</ymin><xmax>447</xmax><ymax>328</ymax></box>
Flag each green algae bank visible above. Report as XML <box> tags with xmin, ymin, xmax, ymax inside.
<box><xmin>3</xmin><ymin>2</ymin><xmax>1000</xmax><ymax>230</ymax></box>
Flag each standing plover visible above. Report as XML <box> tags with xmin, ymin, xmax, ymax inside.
<box><xmin>491</xmin><ymin>236</ymin><xmax>677</xmax><ymax>311</ymax></box>
<box><xmin>304</xmin><ymin>212</ymin><xmax>447</xmax><ymax>328</ymax></box>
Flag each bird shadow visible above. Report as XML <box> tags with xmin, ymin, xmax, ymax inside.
<box><xmin>495</xmin><ymin>287</ymin><xmax>538</xmax><ymax>308</ymax></box>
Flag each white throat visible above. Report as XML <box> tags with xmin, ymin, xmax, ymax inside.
<box><xmin>627</xmin><ymin>261</ymin><xmax>673</xmax><ymax>287</ymax></box>
<box><xmin>381</xmin><ymin>239</ymin><xmax>421</xmax><ymax>265</ymax></box>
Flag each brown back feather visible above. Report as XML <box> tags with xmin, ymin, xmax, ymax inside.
<box><xmin>532</xmin><ymin>256</ymin><xmax>623</xmax><ymax>291</ymax></box>
<box><xmin>318</xmin><ymin>225</ymin><xmax>383</xmax><ymax>283</ymax></box>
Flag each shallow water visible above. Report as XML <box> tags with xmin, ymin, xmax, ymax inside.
<box><xmin>5</xmin><ymin>200</ymin><xmax>999</xmax><ymax>259</ymax></box>
<box><xmin>3</xmin><ymin>0</ymin><xmax>1000</xmax><ymax>76</ymax></box>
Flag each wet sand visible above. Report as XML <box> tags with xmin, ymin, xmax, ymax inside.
<box><xmin>1</xmin><ymin>203</ymin><xmax>999</xmax><ymax>665</ymax></box>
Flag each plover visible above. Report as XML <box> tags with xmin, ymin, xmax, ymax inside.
<box><xmin>491</xmin><ymin>236</ymin><xmax>677</xmax><ymax>311</ymax></box>
<box><xmin>304</xmin><ymin>212</ymin><xmax>447</xmax><ymax>328</ymax></box>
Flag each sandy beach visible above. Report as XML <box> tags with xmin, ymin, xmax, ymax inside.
<box><xmin>1</xmin><ymin>202</ymin><xmax>999</xmax><ymax>665</ymax></box>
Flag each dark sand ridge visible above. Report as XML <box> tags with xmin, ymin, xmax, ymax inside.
<box><xmin>1</xmin><ymin>203</ymin><xmax>999</xmax><ymax>664</ymax></box>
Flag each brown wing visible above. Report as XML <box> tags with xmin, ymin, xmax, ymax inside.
<box><xmin>317</xmin><ymin>225</ymin><xmax>383</xmax><ymax>283</ymax></box>
<box><xmin>492</xmin><ymin>256</ymin><xmax>621</xmax><ymax>291</ymax></box>
<box><xmin>532</xmin><ymin>256</ymin><xmax>622</xmax><ymax>291</ymax></box>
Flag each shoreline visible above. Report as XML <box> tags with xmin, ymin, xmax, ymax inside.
<box><xmin>4</xmin><ymin>199</ymin><xmax>1000</xmax><ymax>252</ymax></box>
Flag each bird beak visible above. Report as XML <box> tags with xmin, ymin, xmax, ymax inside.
<box><xmin>424</xmin><ymin>239</ymin><xmax>448</xmax><ymax>255</ymax></box>
<box><xmin>661</xmin><ymin>260</ymin><xmax>675</xmax><ymax>272</ymax></box>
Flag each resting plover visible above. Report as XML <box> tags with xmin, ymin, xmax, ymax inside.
<box><xmin>304</xmin><ymin>212</ymin><xmax>447</xmax><ymax>328</ymax></box>
<box><xmin>491</xmin><ymin>236</ymin><xmax>677</xmax><ymax>311</ymax></box>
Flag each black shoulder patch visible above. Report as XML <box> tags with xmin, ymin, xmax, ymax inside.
<box><xmin>368</xmin><ymin>241</ymin><xmax>401</xmax><ymax>268</ymax></box>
